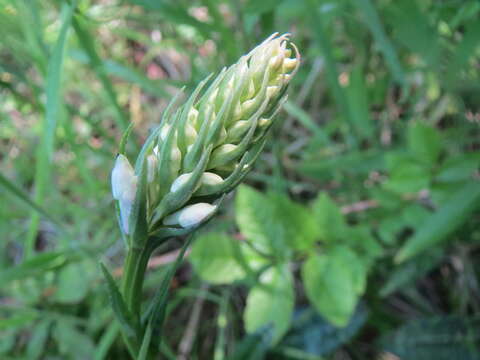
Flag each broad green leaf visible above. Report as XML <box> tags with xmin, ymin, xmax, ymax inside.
<box><xmin>344</xmin><ymin>226</ymin><xmax>382</xmax><ymax>268</ymax></box>
<box><xmin>0</xmin><ymin>309</ymin><xmax>38</xmax><ymax>331</ymax></box>
<box><xmin>345</xmin><ymin>66</ymin><xmax>374</xmax><ymax>139</ymax></box>
<box><xmin>396</xmin><ymin>182</ymin><xmax>480</xmax><ymax>263</ymax></box>
<box><xmin>383</xmin><ymin>152</ymin><xmax>430</xmax><ymax>193</ymax></box>
<box><xmin>311</xmin><ymin>193</ymin><xmax>347</xmax><ymax>243</ymax></box>
<box><xmin>236</xmin><ymin>186</ymin><xmax>318</xmax><ymax>256</ymax></box>
<box><xmin>407</xmin><ymin>122</ymin><xmax>441</xmax><ymax>165</ymax></box>
<box><xmin>190</xmin><ymin>233</ymin><xmax>265</xmax><ymax>284</ymax></box>
<box><xmin>245</xmin><ymin>0</ymin><xmax>279</xmax><ymax>15</ymax></box>
<box><xmin>0</xmin><ymin>330</ymin><xmax>15</xmax><ymax>355</ymax></box>
<box><xmin>27</xmin><ymin>319</ymin><xmax>51</xmax><ymax>360</ymax></box>
<box><xmin>387</xmin><ymin>0</ymin><xmax>440</xmax><ymax>67</ymax></box>
<box><xmin>301</xmin><ymin>150</ymin><xmax>384</xmax><ymax>179</ymax></box>
<box><xmin>435</xmin><ymin>153</ymin><xmax>480</xmax><ymax>183</ymax></box>
<box><xmin>381</xmin><ymin>248</ymin><xmax>444</xmax><ymax>296</ymax></box>
<box><xmin>230</xmin><ymin>330</ymin><xmax>272</xmax><ymax>360</ymax></box>
<box><xmin>302</xmin><ymin>246</ymin><xmax>366</xmax><ymax>327</ymax></box>
<box><xmin>53</xmin><ymin>261</ymin><xmax>92</xmax><ymax>304</ymax></box>
<box><xmin>53</xmin><ymin>319</ymin><xmax>95</xmax><ymax>360</ymax></box>
<box><xmin>244</xmin><ymin>265</ymin><xmax>294</xmax><ymax>344</ymax></box>
<box><xmin>377</xmin><ymin>204</ymin><xmax>430</xmax><ymax>245</ymax></box>
<box><xmin>381</xmin><ymin>316</ymin><xmax>480</xmax><ymax>360</ymax></box>
<box><xmin>281</xmin><ymin>305</ymin><xmax>368</xmax><ymax>356</ymax></box>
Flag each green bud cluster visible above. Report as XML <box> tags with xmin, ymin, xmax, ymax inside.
<box><xmin>112</xmin><ymin>33</ymin><xmax>300</xmax><ymax>237</ymax></box>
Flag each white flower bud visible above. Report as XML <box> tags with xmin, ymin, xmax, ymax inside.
<box><xmin>160</xmin><ymin>124</ymin><xmax>171</xmax><ymax>140</ymax></box>
<box><xmin>283</xmin><ymin>58</ymin><xmax>298</xmax><ymax>72</ymax></box>
<box><xmin>233</xmin><ymin>101</ymin><xmax>243</xmax><ymax>119</ymax></box>
<box><xmin>111</xmin><ymin>154</ymin><xmax>137</xmax><ymax>200</ymax></box>
<box><xmin>269</xmin><ymin>54</ymin><xmax>283</xmax><ymax>70</ymax></box>
<box><xmin>212</xmin><ymin>144</ymin><xmax>237</xmax><ymax>158</ymax></box>
<box><xmin>119</xmin><ymin>199</ymin><xmax>133</xmax><ymax>234</ymax></box>
<box><xmin>188</xmin><ymin>108</ymin><xmax>199</xmax><ymax>123</ymax></box>
<box><xmin>227</xmin><ymin>120</ymin><xmax>249</xmax><ymax>142</ymax></box>
<box><xmin>266</xmin><ymin>85</ymin><xmax>280</xmax><ymax>99</ymax></box>
<box><xmin>170</xmin><ymin>173</ymin><xmax>192</xmax><ymax>193</ymax></box>
<box><xmin>163</xmin><ymin>203</ymin><xmax>217</xmax><ymax>228</ymax></box>
<box><xmin>111</xmin><ymin>154</ymin><xmax>137</xmax><ymax>234</ymax></box>
<box><xmin>185</xmin><ymin>124</ymin><xmax>198</xmax><ymax>146</ymax></box>
<box><xmin>246</xmin><ymin>80</ymin><xmax>255</xmax><ymax>99</ymax></box>
<box><xmin>200</xmin><ymin>172</ymin><xmax>223</xmax><ymax>186</ymax></box>
<box><xmin>259</xmin><ymin>117</ymin><xmax>271</xmax><ymax>128</ymax></box>
<box><xmin>215</xmin><ymin>127</ymin><xmax>228</xmax><ymax>146</ymax></box>
<box><xmin>242</xmin><ymin>98</ymin><xmax>256</xmax><ymax>114</ymax></box>
<box><xmin>147</xmin><ymin>154</ymin><xmax>157</xmax><ymax>183</ymax></box>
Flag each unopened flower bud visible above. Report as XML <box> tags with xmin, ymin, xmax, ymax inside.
<box><xmin>112</xmin><ymin>33</ymin><xmax>300</xmax><ymax>236</ymax></box>
<box><xmin>283</xmin><ymin>58</ymin><xmax>298</xmax><ymax>72</ymax></box>
<box><xmin>111</xmin><ymin>154</ymin><xmax>137</xmax><ymax>234</ymax></box>
<box><xmin>147</xmin><ymin>154</ymin><xmax>157</xmax><ymax>183</ymax></box>
<box><xmin>170</xmin><ymin>173</ymin><xmax>193</xmax><ymax>193</ymax></box>
<box><xmin>163</xmin><ymin>203</ymin><xmax>217</xmax><ymax>228</ymax></box>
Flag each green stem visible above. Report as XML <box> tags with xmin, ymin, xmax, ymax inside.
<box><xmin>122</xmin><ymin>244</ymin><xmax>152</xmax><ymax>319</ymax></box>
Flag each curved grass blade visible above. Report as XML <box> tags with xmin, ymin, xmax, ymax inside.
<box><xmin>0</xmin><ymin>173</ymin><xmax>61</xmax><ymax>227</ymax></box>
<box><xmin>26</xmin><ymin>1</ymin><xmax>76</xmax><ymax>258</ymax></box>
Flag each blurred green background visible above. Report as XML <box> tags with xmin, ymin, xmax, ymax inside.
<box><xmin>1</xmin><ymin>0</ymin><xmax>480</xmax><ymax>359</ymax></box>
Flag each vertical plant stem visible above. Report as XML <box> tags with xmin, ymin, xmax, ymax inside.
<box><xmin>122</xmin><ymin>244</ymin><xmax>152</xmax><ymax>319</ymax></box>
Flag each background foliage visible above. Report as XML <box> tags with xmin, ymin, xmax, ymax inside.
<box><xmin>1</xmin><ymin>0</ymin><xmax>479</xmax><ymax>358</ymax></box>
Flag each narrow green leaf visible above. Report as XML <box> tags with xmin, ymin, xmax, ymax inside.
<box><xmin>381</xmin><ymin>248</ymin><xmax>444</xmax><ymax>297</ymax></box>
<box><xmin>119</xmin><ymin>122</ymin><xmax>135</xmax><ymax>155</ymax></box>
<box><xmin>72</xmin><ymin>15</ymin><xmax>128</xmax><ymax>130</ymax></box>
<box><xmin>281</xmin><ymin>305</ymin><xmax>367</xmax><ymax>357</ymax></box>
<box><xmin>146</xmin><ymin>235</ymin><xmax>194</xmax><ymax>345</ymax></box>
<box><xmin>283</xmin><ymin>101</ymin><xmax>325</xmax><ymax>138</ymax></box>
<box><xmin>94</xmin><ymin>323</ymin><xmax>120</xmax><ymax>360</ymax></box>
<box><xmin>137</xmin><ymin>322</ymin><xmax>153</xmax><ymax>360</ymax></box>
<box><xmin>306</xmin><ymin>0</ymin><xmax>357</xmax><ymax>145</ymax></box>
<box><xmin>381</xmin><ymin>315</ymin><xmax>480</xmax><ymax>360</ymax></box>
<box><xmin>0</xmin><ymin>251</ymin><xmax>67</xmax><ymax>284</ymax></box>
<box><xmin>396</xmin><ymin>182</ymin><xmax>480</xmax><ymax>263</ymax></box>
<box><xmin>26</xmin><ymin>0</ymin><xmax>76</xmax><ymax>258</ymax></box>
<box><xmin>345</xmin><ymin>66</ymin><xmax>374</xmax><ymax>139</ymax></box>
<box><xmin>130</xmin><ymin>157</ymin><xmax>149</xmax><ymax>248</ymax></box>
<box><xmin>353</xmin><ymin>0</ymin><xmax>405</xmax><ymax>83</ymax></box>
<box><xmin>99</xmin><ymin>263</ymin><xmax>137</xmax><ymax>339</ymax></box>
<box><xmin>0</xmin><ymin>173</ymin><xmax>60</xmax><ymax>226</ymax></box>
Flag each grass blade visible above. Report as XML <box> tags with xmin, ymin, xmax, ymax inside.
<box><xmin>0</xmin><ymin>173</ymin><xmax>61</xmax><ymax>226</ymax></box>
<box><xmin>353</xmin><ymin>0</ymin><xmax>405</xmax><ymax>84</ymax></box>
<box><xmin>26</xmin><ymin>1</ymin><xmax>76</xmax><ymax>258</ymax></box>
<box><xmin>72</xmin><ymin>15</ymin><xmax>128</xmax><ymax>131</ymax></box>
<box><xmin>396</xmin><ymin>182</ymin><xmax>480</xmax><ymax>263</ymax></box>
<box><xmin>306</xmin><ymin>0</ymin><xmax>357</xmax><ymax>146</ymax></box>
